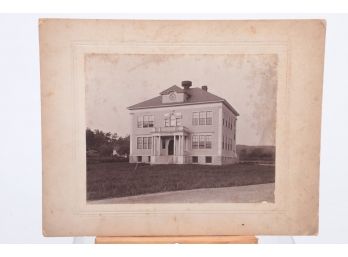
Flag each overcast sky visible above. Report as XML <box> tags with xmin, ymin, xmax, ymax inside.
<box><xmin>85</xmin><ymin>54</ymin><xmax>277</xmax><ymax>146</ymax></box>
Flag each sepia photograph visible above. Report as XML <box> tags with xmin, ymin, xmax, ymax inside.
<box><xmin>85</xmin><ymin>54</ymin><xmax>277</xmax><ymax>204</ymax></box>
<box><xmin>39</xmin><ymin>19</ymin><xmax>325</xmax><ymax>236</ymax></box>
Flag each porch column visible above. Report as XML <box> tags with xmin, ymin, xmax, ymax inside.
<box><xmin>181</xmin><ymin>135</ymin><xmax>184</xmax><ymax>155</ymax></box>
<box><xmin>179</xmin><ymin>135</ymin><xmax>182</xmax><ymax>155</ymax></box>
<box><xmin>182</xmin><ymin>135</ymin><xmax>184</xmax><ymax>155</ymax></box>
<box><xmin>173</xmin><ymin>135</ymin><xmax>176</xmax><ymax>155</ymax></box>
<box><xmin>182</xmin><ymin>136</ymin><xmax>185</xmax><ymax>154</ymax></box>
<box><xmin>158</xmin><ymin>136</ymin><xmax>161</xmax><ymax>156</ymax></box>
<box><xmin>152</xmin><ymin>136</ymin><xmax>155</xmax><ymax>156</ymax></box>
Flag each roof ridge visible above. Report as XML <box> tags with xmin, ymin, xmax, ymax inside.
<box><xmin>128</xmin><ymin>85</ymin><xmax>239</xmax><ymax>116</ymax></box>
<box><xmin>159</xmin><ymin>85</ymin><xmax>185</xmax><ymax>95</ymax></box>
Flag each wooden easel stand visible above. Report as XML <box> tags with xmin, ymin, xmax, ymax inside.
<box><xmin>95</xmin><ymin>236</ymin><xmax>258</xmax><ymax>244</ymax></box>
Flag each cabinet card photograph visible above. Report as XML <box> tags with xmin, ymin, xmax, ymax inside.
<box><xmin>40</xmin><ymin>19</ymin><xmax>325</xmax><ymax>236</ymax></box>
<box><xmin>85</xmin><ymin>54</ymin><xmax>277</xmax><ymax>204</ymax></box>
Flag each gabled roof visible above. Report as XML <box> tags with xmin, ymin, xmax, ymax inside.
<box><xmin>159</xmin><ymin>85</ymin><xmax>185</xmax><ymax>95</ymax></box>
<box><xmin>128</xmin><ymin>86</ymin><xmax>239</xmax><ymax>116</ymax></box>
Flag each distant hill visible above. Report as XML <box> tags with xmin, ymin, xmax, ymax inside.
<box><xmin>236</xmin><ymin>145</ymin><xmax>275</xmax><ymax>163</ymax></box>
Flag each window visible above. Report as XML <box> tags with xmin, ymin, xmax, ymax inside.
<box><xmin>194</xmin><ymin>111</ymin><xmax>212</xmax><ymax>126</ymax></box>
<box><xmin>199</xmin><ymin>112</ymin><xmax>206</xmax><ymax>125</ymax></box>
<box><xmin>148</xmin><ymin>116</ymin><xmax>154</xmax><ymax>127</ymax></box>
<box><xmin>192</xmin><ymin>135</ymin><xmax>199</xmax><ymax>149</ymax></box>
<box><xmin>206</xmin><ymin>111</ymin><xmax>213</xmax><ymax>125</ymax></box>
<box><xmin>199</xmin><ymin>135</ymin><xmax>205</xmax><ymax>149</ymax></box>
<box><xmin>192</xmin><ymin>156</ymin><xmax>198</xmax><ymax>163</ymax></box>
<box><xmin>176</xmin><ymin>117</ymin><xmax>182</xmax><ymax>126</ymax></box>
<box><xmin>144</xmin><ymin>116</ymin><xmax>150</xmax><ymax>128</ymax></box>
<box><xmin>138</xmin><ymin>115</ymin><xmax>154</xmax><ymax>128</ymax></box>
<box><xmin>169</xmin><ymin>92</ymin><xmax>176</xmax><ymax>101</ymax></box>
<box><xmin>165</xmin><ymin>113</ymin><xmax>181</xmax><ymax>127</ymax></box>
<box><xmin>222</xmin><ymin>136</ymin><xmax>224</xmax><ymax>149</ymax></box>
<box><xmin>143</xmin><ymin>137</ymin><xmax>148</xmax><ymax>149</ymax></box>
<box><xmin>162</xmin><ymin>138</ymin><xmax>166</xmax><ymax>149</ymax></box>
<box><xmin>205</xmin><ymin>156</ymin><xmax>212</xmax><ymax>163</ymax></box>
<box><xmin>234</xmin><ymin>120</ymin><xmax>236</xmax><ymax>140</ymax></box>
<box><xmin>148</xmin><ymin>137</ymin><xmax>152</xmax><ymax>149</ymax></box>
<box><xmin>170</xmin><ymin>115</ymin><xmax>176</xmax><ymax>126</ymax></box>
<box><xmin>205</xmin><ymin>135</ymin><xmax>212</xmax><ymax>149</ymax></box>
<box><xmin>137</xmin><ymin>137</ymin><xmax>142</xmax><ymax>149</ymax></box>
<box><xmin>137</xmin><ymin>156</ymin><xmax>142</xmax><ymax>162</ymax></box>
<box><xmin>193</xmin><ymin>112</ymin><xmax>199</xmax><ymax>125</ymax></box>
<box><xmin>137</xmin><ymin>116</ymin><xmax>142</xmax><ymax>128</ymax></box>
<box><xmin>193</xmin><ymin>134</ymin><xmax>212</xmax><ymax>149</ymax></box>
<box><xmin>137</xmin><ymin>137</ymin><xmax>152</xmax><ymax>149</ymax></box>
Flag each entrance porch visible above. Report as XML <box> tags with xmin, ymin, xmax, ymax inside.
<box><xmin>150</xmin><ymin>126</ymin><xmax>190</xmax><ymax>164</ymax></box>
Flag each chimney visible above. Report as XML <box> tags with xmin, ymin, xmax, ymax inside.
<box><xmin>202</xmin><ymin>85</ymin><xmax>208</xmax><ymax>92</ymax></box>
<box><xmin>182</xmin><ymin>81</ymin><xmax>192</xmax><ymax>90</ymax></box>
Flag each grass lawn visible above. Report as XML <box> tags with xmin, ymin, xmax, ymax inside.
<box><xmin>87</xmin><ymin>162</ymin><xmax>275</xmax><ymax>200</ymax></box>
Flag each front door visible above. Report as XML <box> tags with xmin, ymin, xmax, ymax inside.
<box><xmin>168</xmin><ymin>139</ymin><xmax>174</xmax><ymax>155</ymax></box>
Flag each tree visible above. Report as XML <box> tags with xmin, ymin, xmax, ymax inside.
<box><xmin>86</xmin><ymin>128</ymin><xmax>96</xmax><ymax>150</ymax></box>
<box><xmin>99</xmin><ymin>143</ymin><xmax>113</xmax><ymax>157</ymax></box>
<box><xmin>86</xmin><ymin>128</ymin><xmax>129</xmax><ymax>157</ymax></box>
<box><xmin>116</xmin><ymin>135</ymin><xmax>130</xmax><ymax>156</ymax></box>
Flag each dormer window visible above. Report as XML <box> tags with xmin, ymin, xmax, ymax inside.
<box><xmin>169</xmin><ymin>92</ymin><xmax>176</xmax><ymax>101</ymax></box>
<box><xmin>160</xmin><ymin>81</ymin><xmax>192</xmax><ymax>104</ymax></box>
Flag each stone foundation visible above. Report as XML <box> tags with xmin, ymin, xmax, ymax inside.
<box><xmin>130</xmin><ymin>155</ymin><xmax>239</xmax><ymax>165</ymax></box>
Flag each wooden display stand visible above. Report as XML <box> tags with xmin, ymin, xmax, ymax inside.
<box><xmin>95</xmin><ymin>236</ymin><xmax>258</xmax><ymax>244</ymax></box>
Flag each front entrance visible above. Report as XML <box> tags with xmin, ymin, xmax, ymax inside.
<box><xmin>168</xmin><ymin>139</ymin><xmax>174</xmax><ymax>155</ymax></box>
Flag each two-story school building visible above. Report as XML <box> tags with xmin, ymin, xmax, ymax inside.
<box><xmin>127</xmin><ymin>81</ymin><xmax>239</xmax><ymax>165</ymax></box>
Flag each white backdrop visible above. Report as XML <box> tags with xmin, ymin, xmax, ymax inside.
<box><xmin>0</xmin><ymin>13</ymin><xmax>347</xmax><ymax>243</ymax></box>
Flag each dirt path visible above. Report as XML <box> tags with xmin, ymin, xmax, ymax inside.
<box><xmin>89</xmin><ymin>183</ymin><xmax>275</xmax><ymax>204</ymax></box>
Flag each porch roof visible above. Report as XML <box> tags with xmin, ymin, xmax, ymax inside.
<box><xmin>150</xmin><ymin>126</ymin><xmax>190</xmax><ymax>135</ymax></box>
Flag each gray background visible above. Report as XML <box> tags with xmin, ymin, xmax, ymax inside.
<box><xmin>0</xmin><ymin>14</ymin><xmax>347</xmax><ymax>243</ymax></box>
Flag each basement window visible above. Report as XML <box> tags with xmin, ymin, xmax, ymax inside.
<box><xmin>205</xmin><ymin>156</ymin><xmax>212</xmax><ymax>163</ymax></box>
